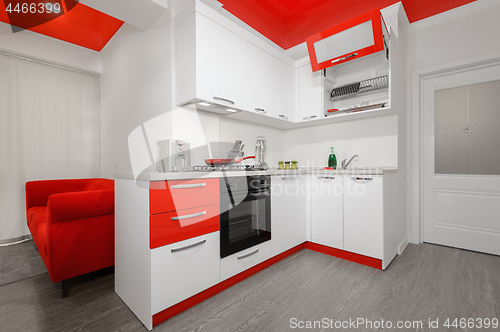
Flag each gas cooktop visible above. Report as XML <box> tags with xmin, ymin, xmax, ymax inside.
<box><xmin>190</xmin><ymin>165</ymin><xmax>264</xmax><ymax>172</ymax></box>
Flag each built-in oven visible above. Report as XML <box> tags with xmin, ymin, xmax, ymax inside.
<box><xmin>220</xmin><ymin>175</ymin><xmax>271</xmax><ymax>258</ymax></box>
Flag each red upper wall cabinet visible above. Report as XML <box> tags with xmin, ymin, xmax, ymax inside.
<box><xmin>306</xmin><ymin>8</ymin><xmax>389</xmax><ymax>72</ymax></box>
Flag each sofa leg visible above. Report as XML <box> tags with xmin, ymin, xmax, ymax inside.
<box><xmin>62</xmin><ymin>279</ymin><xmax>71</xmax><ymax>298</ymax></box>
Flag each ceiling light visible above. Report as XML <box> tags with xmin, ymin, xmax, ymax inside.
<box><xmin>198</xmin><ymin>102</ymin><xmax>210</xmax><ymax>106</ymax></box>
<box><xmin>226</xmin><ymin>109</ymin><xmax>237</xmax><ymax>113</ymax></box>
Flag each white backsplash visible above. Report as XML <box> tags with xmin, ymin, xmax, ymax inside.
<box><xmin>169</xmin><ymin>108</ymin><xmax>397</xmax><ymax>170</ymax></box>
<box><xmin>284</xmin><ymin>115</ymin><xmax>398</xmax><ymax>168</ymax></box>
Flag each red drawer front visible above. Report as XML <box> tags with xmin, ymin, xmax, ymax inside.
<box><xmin>150</xmin><ymin>178</ymin><xmax>219</xmax><ymax>215</ymax></box>
<box><xmin>150</xmin><ymin>204</ymin><xmax>220</xmax><ymax>249</ymax></box>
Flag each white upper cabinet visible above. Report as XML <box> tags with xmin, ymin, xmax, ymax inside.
<box><xmin>176</xmin><ymin>12</ymin><xmax>248</xmax><ymax>110</ymax></box>
<box><xmin>271</xmin><ymin>57</ymin><xmax>296</xmax><ymax>122</ymax></box>
<box><xmin>298</xmin><ymin>63</ymin><xmax>322</xmax><ymax>122</ymax></box>
<box><xmin>246</xmin><ymin>42</ymin><xmax>273</xmax><ymax>116</ymax></box>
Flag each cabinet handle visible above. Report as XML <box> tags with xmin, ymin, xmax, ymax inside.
<box><xmin>171</xmin><ymin>211</ymin><xmax>206</xmax><ymax>221</ymax></box>
<box><xmin>302</xmin><ymin>115</ymin><xmax>317</xmax><ymax>120</ymax></box>
<box><xmin>171</xmin><ymin>183</ymin><xmax>206</xmax><ymax>189</ymax></box>
<box><xmin>281</xmin><ymin>177</ymin><xmax>296</xmax><ymax>180</ymax></box>
<box><xmin>213</xmin><ymin>96</ymin><xmax>235</xmax><ymax>105</ymax></box>
<box><xmin>255</xmin><ymin>108</ymin><xmax>267</xmax><ymax>114</ymax></box>
<box><xmin>318</xmin><ymin>176</ymin><xmax>335</xmax><ymax>180</ymax></box>
<box><xmin>331</xmin><ymin>52</ymin><xmax>358</xmax><ymax>64</ymax></box>
<box><xmin>171</xmin><ymin>239</ymin><xmax>206</xmax><ymax>253</ymax></box>
<box><xmin>352</xmin><ymin>177</ymin><xmax>373</xmax><ymax>181</ymax></box>
<box><xmin>237</xmin><ymin>248</ymin><xmax>259</xmax><ymax>260</ymax></box>
<box><xmin>279</xmin><ymin>114</ymin><xmax>288</xmax><ymax>120</ymax></box>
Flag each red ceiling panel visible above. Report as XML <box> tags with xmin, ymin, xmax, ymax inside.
<box><xmin>219</xmin><ymin>0</ymin><xmax>477</xmax><ymax>49</ymax></box>
<box><xmin>0</xmin><ymin>1</ymin><xmax>123</xmax><ymax>51</ymax></box>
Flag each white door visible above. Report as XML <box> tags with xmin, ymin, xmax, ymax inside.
<box><xmin>422</xmin><ymin>62</ymin><xmax>500</xmax><ymax>255</ymax></box>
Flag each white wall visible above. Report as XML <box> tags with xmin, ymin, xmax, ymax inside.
<box><xmin>284</xmin><ymin>115</ymin><xmax>398</xmax><ymax>168</ymax></box>
<box><xmin>100</xmin><ymin>13</ymin><xmax>173</xmax><ymax>177</ymax></box>
<box><xmin>408</xmin><ymin>0</ymin><xmax>500</xmax><ymax>243</ymax></box>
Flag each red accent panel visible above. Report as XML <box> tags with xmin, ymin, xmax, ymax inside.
<box><xmin>218</xmin><ymin>0</ymin><xmax>476</xmax><ymax>50</ymax></box>
<box><xmin>150</xmin><ymin>179</ymin><xmax>219</xmax><ymax>215</ymax></box>
<box><xmin>152</xmin><ymin>243</ymin><xmax>305</xmax><ymax>327</ymax></box>
<box><xmin>304</xmin><ymin>242</ymin><xmax>383</xmax><ymax>270</ymax></box>
<box><xmin>150</xmin><ymin>204</ymin><xmax>220</xmax><ymax>249</ymax></box>
<box><xmin>306</xmin><ymin>8</ymin><xmax>384</xmax><ymax>72</ymax></box>
<box><xmin>0</xmin><ymin>2</ymin><xmax>123</xmax><ymax>51</ymax></box>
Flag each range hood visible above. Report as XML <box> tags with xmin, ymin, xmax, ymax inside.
<box><xmin>306</xmin><ymin>8</ymin><xmax>389</xmax><ymax>72</ymax></box>
<box><xmin>179</xmin><ymin>99</ymin><xmax>244</xmax><ymax>116</ymax></box>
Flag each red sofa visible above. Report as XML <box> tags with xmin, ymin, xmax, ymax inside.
<box><xmin>25</xmin><ymin>178</ymin><xmax>115</xmax><ymax>297</ymax></box>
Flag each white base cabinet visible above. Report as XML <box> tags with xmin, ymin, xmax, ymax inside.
<box><xmin>343</xmin><ymin>176</ymin><xmax>384</xmax><ymax>259</ymax></box>
<box><xmin>310</xmin><ymin>175</ymin><xmax>344</xmax><ymax>249</ymax></box>
<box><xmin>220</xmin><ymin>241</ymin><xmax>272</xmax><ymax>281</ymax></box>
<box><xmin>308</xmin><ymin>173</ymin><xmax>403</xmax><ymax>269</ymax></box>
<box><xmin>151</xmin><ymin>232</ymin><xmax>220</xmax><ymax>314</ymax></box>
<box><xmin>271</xmin><ymin>175</ymin><xmax>307</xmax><ymax>256</ymax></box>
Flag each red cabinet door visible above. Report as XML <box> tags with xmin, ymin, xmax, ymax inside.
<box><xmin>150</xmin><ymin>204</ymin><xmax>220</xmax><ymax>249</ymax></box>
<box><xmin>150</xmin><ymin>178</ymin><xmax>219</xmax><ymax>214</ymax></box>
<box><xmin>306</xmin><ymin>8</ymin><xmax>388</xmax><ymax>72</ymax></box>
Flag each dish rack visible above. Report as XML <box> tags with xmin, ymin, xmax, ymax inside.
<box><xmin>330</xmin><ymin>75</ymin><xmax>389</xmax><ymax>100</ymax></box>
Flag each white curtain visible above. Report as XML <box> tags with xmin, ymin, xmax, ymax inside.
<box><xmin>0</xmin><ymin>53</ymin><xmax>100</xmax><ymax>241</ymax></box>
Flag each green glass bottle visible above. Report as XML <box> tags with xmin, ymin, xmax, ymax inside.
<box><xmin>328</xmin><ymin>147</ymin><xmax>337</xmax><ymax>169</ymax></box>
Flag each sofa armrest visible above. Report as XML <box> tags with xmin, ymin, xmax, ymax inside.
<box><xmin>25</xmin><ymin>179</ymin><xmax>90</xmax><ymax>210</ymax></box>
<box><xmin>47</xmin><ymin>189</ymin><xmax>114</xmax><ymax>223</ymax></box>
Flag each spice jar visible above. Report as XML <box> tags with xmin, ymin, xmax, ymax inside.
<box><xmin>278</xmin><ymin>161</ymin><xmax>284</xmax><ymax>170</ymax></box>
<box><xmin>284</xmin><ymin>161</ymin><xmax>291</xmax><ymax>169</ymax></box>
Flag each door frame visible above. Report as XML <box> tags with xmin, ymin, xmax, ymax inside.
<box><xmin>411</xmin><ymin>51</ymin><xmax>500</xmax><ymax>244</ymax></box>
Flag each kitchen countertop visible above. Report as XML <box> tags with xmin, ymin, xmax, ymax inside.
<box><xmin>115</xmin><ymin>166</ymin><xmax>398</xmax><ymax>181</ymax></box>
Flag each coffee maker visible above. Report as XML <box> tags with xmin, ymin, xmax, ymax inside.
<box><xmin>156</xmin><ymin>139</ymin><xmax>191</xmax><ymax>172</ymax></box>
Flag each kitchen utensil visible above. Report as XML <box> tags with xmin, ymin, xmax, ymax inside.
<box><xmin>226</xmin><ymin>140</ymin><xmax>243</xmax><ymax>160</ymax></box>
<box><xmin>204</xmin><ymin>156</ymin><xmax>255</xmax><ymax>166</ymax></box>
<box><xmin>255</xmin><ymin>136</ymin><xmax>269</xmax><ymax>170</ymax></box>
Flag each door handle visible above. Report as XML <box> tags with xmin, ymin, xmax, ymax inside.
<box><xmin>237</xmin><ymin>248</ymin><xmax>259</xmax><ymax>260</ymax></box>
<box><xmin>279</xmin><ymin>114</ymin><xmax>288</xmax><ymax>120</ymax></box>
<box><xmin>281</xmin><ymin>177</ymin><xmax>296</xmax><ymax>180</ymax></box>
<box><xmin>331</xmin><ymin>52</ymin><xmax>358</xmax><ymax>64</ymax></box>
<box><xmin>171</xmin><ymin>183</ymin><xmax>206</xmax><ymax>189</ymax></box>
<box><xmin>302</xmin><ymin>115</ymin><xmax>317</xmax><ymax>120</ymax></box>
<box><xmin>318</xmin><ymin>176</ymin><xmax>335</xmax><ymax>180</ymax></box>
<box><xmin>255</xmin><ymin>108</ymin><xmax>267</xmax><ymax>114</ymax></box>
<box><xmin>171</xmin><ymin>211</ymin><xmax>206</xmax><ymax>221</ymax></box>
<box><xmin>171</xmin><ymin>239</ymin><xmax>206</xmax><ymax>252</ymax></box>
<box><xmin>352</xmin><ymin>177</ymin><xmax>373</xmax><ymax>181</ymax></box>
<box><xmin>213</xmin><ymin>96</ymin><xmax>235</xmax><ymax>105</ymax></box>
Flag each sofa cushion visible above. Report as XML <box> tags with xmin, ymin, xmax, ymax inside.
<box><xmin>27</xmin><ymin>206</ymin><xmax>47</xmax><ymax>229</ymax></box>
<box><xmin>83</xmin><ymin>179</ymin><xmax>114</xmax><ymax>191</ymax></box>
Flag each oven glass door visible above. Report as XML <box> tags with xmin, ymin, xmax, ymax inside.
<box><xmin>220</xmin><ymin>190</ymin><xmax>271</xmax><ymax>258</ymax></box>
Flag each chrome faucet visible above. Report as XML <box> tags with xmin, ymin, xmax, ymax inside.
<box><xmin>341</xmin><ymin>154</ymin><xmax>358</xmax><ymax>169</ymax></box>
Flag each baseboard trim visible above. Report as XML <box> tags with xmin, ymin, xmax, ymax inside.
<box><xmin>0</xmin><ymin>234</ymin><xmax>32</xmax><ymax>246</ymax></box>
<box><xmin>304</xmin><ymin>242</ymin><xmax>383</xmax><ymax>270</ymax></box>
<box><xmin>398</xmin><ymin>237</ymin><xmax>409</xmax><ymax>255</ymax></box>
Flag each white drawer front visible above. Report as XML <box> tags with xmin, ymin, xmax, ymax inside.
<box><xmin>220</xmin><ymin>241</ymin><xmax>272</xmax><ymax>281</ymax></box>
<box><xmin>151</xmin><ymin>232</ymin><xmax>220</xmax><ymax>314</ymax></box>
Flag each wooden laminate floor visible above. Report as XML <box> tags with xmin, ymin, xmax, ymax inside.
<box><xmin>1</xmin><ymin>240</ymin><xmax>499</xmax><ymax>332</ymax></box>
